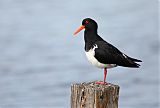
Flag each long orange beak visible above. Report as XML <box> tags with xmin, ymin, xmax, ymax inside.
<box><xmin>73</xmin><ymin>25</ymin><xmax>85</xmax><ymax>35</ymax></box>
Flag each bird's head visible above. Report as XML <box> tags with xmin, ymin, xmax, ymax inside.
<box><xmin>74</xmin><ymin>18</ymin><xmax>98</xmax><ymax>35</ymax></box>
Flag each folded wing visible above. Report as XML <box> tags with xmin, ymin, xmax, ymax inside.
<box><xmin>94</xmin><ymin>41</ymin><xmax>142</xmax><ymax>68</ymax></box>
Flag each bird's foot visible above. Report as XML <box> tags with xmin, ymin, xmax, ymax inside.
<box><xmin>95</xmin><ymin>81</ymin><xmax>108</xmax><ymax>85</ymax></box>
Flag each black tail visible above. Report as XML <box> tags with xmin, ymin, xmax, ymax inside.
<box><xmin>119</xmin><ymin>54</ymin><xmax>142</xmax><ymax>68</ymax></box>
<box><xmin>127</xmin><ymin>56</ymin><xmax>142</xmax><ymax>68</ymax></box>
<box><xmin>127</xmin><ymin>56</ymin><xmax>142</xmax><ymax>62</ymax></box>
<box><xmin>131</xmin><ymin>62</ymin><xmax>141</xmax><ymax>68</ymax></box>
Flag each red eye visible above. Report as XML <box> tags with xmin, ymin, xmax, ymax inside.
<box><xmin>85</xmin><ymin>20</ymin><xmax>89</xmax><ymax>24</ymax></box>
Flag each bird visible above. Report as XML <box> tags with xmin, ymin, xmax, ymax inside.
<box><xmin>73</xmin><ymin>18</ymin><xmax>142</xmax><ymax>84</ymax></box>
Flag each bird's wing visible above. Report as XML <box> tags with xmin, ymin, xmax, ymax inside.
<box><xmin>94</xmin><ymin>41</ymin><xmax>122</xmax><ymax>64</ymax></box>
<box><xmin>94</xmin><ymin>41</ymin><xmax>140</xmax><ymax>67</ymax></box>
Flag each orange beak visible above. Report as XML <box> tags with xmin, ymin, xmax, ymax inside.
<box><xmin>73</xmin><ymin>25</ymin><xmax>85</xmax><ymax>35</ymax></box>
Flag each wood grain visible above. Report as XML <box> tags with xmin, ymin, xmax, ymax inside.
<box><xmin>71</xmin><ymin>81</ymin><xmax>120</xmax><ymax>108</ymax></box>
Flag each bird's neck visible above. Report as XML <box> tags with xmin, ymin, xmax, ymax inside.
<box><xmin>85</xmin><ymin>28</ymin><xmax>97</xmax><ymax>35</ymax></box>
<box><xmin>84</xmin><ymin>29</ymin><xmax>98</xmax><ymax>51</ymax></box>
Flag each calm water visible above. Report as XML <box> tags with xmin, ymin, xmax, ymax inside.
<box><xmin>0</xmin><ymin>0</ymin><xmax>159</xmax><ymax>108</ymax></box>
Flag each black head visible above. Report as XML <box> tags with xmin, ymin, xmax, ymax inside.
<box><xmin>73</xmin><ymin>18</ymin><xmax>98</xmax><ymax>35</ymax></box>
<box><xmin>82</xmin><ymin>18</ymin><xmax>98</xmax><ymax>30</ymax></box>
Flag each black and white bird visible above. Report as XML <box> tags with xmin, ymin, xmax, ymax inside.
<box><xmin>73</xmin><ymin>18</ymin><xmax>142</xmax><ymax>84</ymax></box>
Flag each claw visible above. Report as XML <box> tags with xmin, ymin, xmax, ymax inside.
<box><xmin>96</xmin><ymin>81</ymin><xmax>108</xmax><ymax>85</ymax></box>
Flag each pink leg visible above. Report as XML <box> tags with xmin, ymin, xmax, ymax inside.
<box><xmin>104</xmin><ymin>68</ymin><xmax>107</xmax><ymax>83</ymax></box>
<box><xmin>96</xmin><ymin>68</ymin><xmax>108</xmax><ymax>85</ymax></box>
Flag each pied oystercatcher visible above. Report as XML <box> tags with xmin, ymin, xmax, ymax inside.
<box><xmin>74</xmin><ymin>18</ymin><xmax>142</xmax><ymax>84</ymax></box>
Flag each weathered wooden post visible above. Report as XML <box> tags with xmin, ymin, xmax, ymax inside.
<box><xmin>71</xmin><ymin>81</ymin><xmax>120</xmax><ymax>108</ymax></box>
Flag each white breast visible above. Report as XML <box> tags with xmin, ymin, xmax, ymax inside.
<box><xmin>85</xmin><ymin>44</ymin><xmax>116</xmax><ymax>69</ymax></box>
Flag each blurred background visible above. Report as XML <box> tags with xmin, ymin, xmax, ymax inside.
<box><xmin>0</xmin><ymin>0</ymin><xmax>159</xmax><ymax>108</ymax></box>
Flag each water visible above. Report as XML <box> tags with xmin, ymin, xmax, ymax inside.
<box><xmin>0</xmin><ymin>0</ymin><xmax>159</xmax><ymax>108</ymax></box>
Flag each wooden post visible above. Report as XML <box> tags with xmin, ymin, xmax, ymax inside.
<box><xmin>71</xmin><ymin>81</ymin><xmax>120</xmax><ymax>108</ymax></box>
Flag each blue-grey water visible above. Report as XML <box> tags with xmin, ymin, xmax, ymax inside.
<box><xmin>0</xmin><ymin>0</ymin><xmax>159</xmax><ymax>108</ymax></box>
